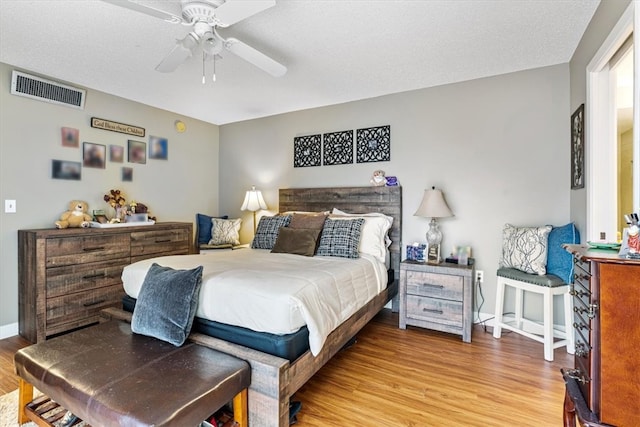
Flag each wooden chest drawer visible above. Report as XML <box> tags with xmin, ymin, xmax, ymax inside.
<box><xmin>406</xmin><ymin>294</ymin><xmax>463</xmax><ymax>327</ymax></box>
<box><xmin>131</xmin><ymin>228</ymin><xmax>190</xmax><ymax>260</ymax></box>
<box><xmin>46</xmin><ymin>234</ymin><xmax>130</xmax><ymax>267</ymax></box>
<box><xmin>46</xmin><ymin>259</ymin><xmax>131</xmax><ymax>298</ymax></box>
<box><xmin>406</xmin><ymin>270</ymin><xmax>463</xmax><ymax>301</ymax></box>
<box><xmin>45</xmin><ymin>284</ymin><xmax>124</xmax><ymax>334</ymax></box>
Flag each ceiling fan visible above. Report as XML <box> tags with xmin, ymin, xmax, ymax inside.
<box><xmin>102</xmin><ymin>0</ymin><xmax>287</xmax><ymax>77</ymax></box>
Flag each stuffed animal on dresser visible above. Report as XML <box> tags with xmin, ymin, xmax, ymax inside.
<box><xmin>55</xmin><ymin>200</ymin><xmax>92</xmax><ymax>229</ymax></box>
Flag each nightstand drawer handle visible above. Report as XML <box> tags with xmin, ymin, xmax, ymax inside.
<box><xmin>422</xmin><ymin>308</ymin><xmax>443</xmax><ymax>314</ymax></box>
<box><xmin>83</xmin><ymin>246</ymin><xmax>105</xmax><ymax>252</ymax></box>
<box><xmin>421</xmin><ymin>283</ymin><xmax>444</xmax><ymax>289</ymax></box>
<box><xmin>155</xmin><ymin>239</ymin><xmax>171</xmax><ymax>243</ymax></box>
<box><xmin>83</xmin><ymin>273</ymin><xmax>106</xmax><ymax>280</ymax></box>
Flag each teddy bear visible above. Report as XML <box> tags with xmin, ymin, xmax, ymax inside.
<box><xmin>370</xmin><ymin>170</ymin><xmax>387</xmax><ymax>186</ymax></box>
<box><xmin>55</xmin><ymin>200</ymin><xmax>92</xmax><ymax>229</ymax></box>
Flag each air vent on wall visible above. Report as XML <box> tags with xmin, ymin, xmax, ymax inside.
<box><xmin>10</xmin><ymin>70</ymin><xmax>86</xmax><ymax>109</ymax></box>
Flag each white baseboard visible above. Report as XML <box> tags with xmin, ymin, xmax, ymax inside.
<box><xmin>0</xmin><ymin>322</ymin><xmax>19</xmax><ymax>340</ymax></box>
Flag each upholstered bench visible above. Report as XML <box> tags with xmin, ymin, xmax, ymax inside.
<box><xmin>14</xmin><ymin>320</ymin><xmax>250</xmax><ymax>427</ymax></box>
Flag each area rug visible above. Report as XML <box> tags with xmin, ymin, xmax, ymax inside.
<box><xmin>0</xmin><ymin>389</ymin><xmax>86</xmax><ymax>427</ymax></box>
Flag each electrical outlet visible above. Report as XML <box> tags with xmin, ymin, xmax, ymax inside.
<box><xmin>4</xmin><ymin>199</ymin><xmax>16</xmax><ymax>213</ymax></box>
<box><xmin>475</xmin><ymin>270</ymin><xmax>484</xmax><ymax>283</ymax></box>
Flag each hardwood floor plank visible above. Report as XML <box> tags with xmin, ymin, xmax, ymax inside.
<box><xmin>0</xmin><ymin>310</ymin><xmax>571</xmax><ymax>426</ymax></box>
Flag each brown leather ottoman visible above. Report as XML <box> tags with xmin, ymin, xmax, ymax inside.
<box><xmin>14</xmin><ymin>320</ymin><xmax>250</xmax><ymax>427</ymax></box>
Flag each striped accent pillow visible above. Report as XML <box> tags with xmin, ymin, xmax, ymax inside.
<box><xmin>316</xmin><ymin>218</ymin><xmax>365</xmax><ymax>258</ymax></box>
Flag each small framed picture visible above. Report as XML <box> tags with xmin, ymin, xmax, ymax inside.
<box><xmin>571</xmin><ymin>104</ymin><xmax>585</xmax><ymax>189</ymax></box>
<box><xmin>83</xmin><ymin>142</ymin><xmax>106</xmax><ymax>168</ymax></box>
<box><xmin>122</xmin><ymin>167</ymin><xmax>133</xmax><ymax>182</ymax></box>
<box><xmin>61</xmin><ymin>127</ymin><xmax>79</xmax><ymax>147</ymax></box>
<box><xmin>52</xmin><ymin>159</ymin><xmax>81</xmax><ymax>180</ymax></box>
<box><xmin>128</xmin><ymin>140</ymin><xmax>146</xmax><ymax>164</ymax></box>
<box><xmin>110</xmin><ymin>145</ymin><xmax>124</xmax><ymax>163</ymax></box>
<box><xmin>149</xmin><ymin>136</ymin><xmax>168</xmax><ymax>160</ymax></box>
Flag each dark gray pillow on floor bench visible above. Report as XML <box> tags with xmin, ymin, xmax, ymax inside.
<box><xmin>131</xmin><ymin>263</ymin><xmax>204</xmax><ymax>346</ymax></box>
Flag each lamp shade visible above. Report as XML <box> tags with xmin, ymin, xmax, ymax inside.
<box><xmin>240</xmin><ymin>185</ymin><xmax>268</xmax><ymax>212</ymax></box>
<box><xmin>413</xmin><ymin>187</ymin><xmax>453</xmax><ymax>218</ymax></box>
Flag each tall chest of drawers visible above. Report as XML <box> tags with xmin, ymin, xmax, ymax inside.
<box><xmin>18</xmin><ymin>222</ymin><xmax>193</xmax><ymax>343</ymax></box>
<box><xmin>562</xmin><ymin>244</ymin><xmax>640</xmax><ymax>427</ymax></box>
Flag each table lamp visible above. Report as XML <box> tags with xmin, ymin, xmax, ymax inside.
<box><xmin>414</xmin><ymin>186</ymin><xmax>454</xmax><ymax>263</ymax></box>
<box><xmin>240</xmin><ymin>185</ymin><xmax>268</xmax><ymax>234</ymax></box>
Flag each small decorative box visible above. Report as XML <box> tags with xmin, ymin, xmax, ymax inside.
<box><xmin>406</xmin><ymin>244</ymin><xmax>426</xmax><ymax>262</ymax></box>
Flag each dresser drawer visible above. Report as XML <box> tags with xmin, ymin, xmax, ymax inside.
<box><xmin>406</xmin><ymin>294</ymin><xmax>463</xmax><ymax>327</ymax></box>
<box><xmin>46</xmin><ymin>234</ymin><xmax>131</xmax><ymax>267</ymax></box>
<box><xmin>46</xmin><ymin>258</ymin><xmax>130</xmax><ymax>298</ymax></box>
<box><xmin>406</xmin><ymin>270</ymin><xmax>463</xmax><ymax>301</ymax></box>
<box><xmin>45</xmin><ymin>284</ymin><xmax>124</xmax><ymax>331</ymax></box>
<box><xmin>131</xmin><ymin>228</ymin><xmax>190</xmax><ymax>260</ymax></box>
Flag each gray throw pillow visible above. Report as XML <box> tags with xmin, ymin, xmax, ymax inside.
<box><xmin>316</xmin><ymin>218</ymin><xmax>365</xmax><ymax>258</ymax></box>
<box><xmin>131</xmin><ymin>263</ymin><xmax>204</xmax><ymax>346</ymax></box>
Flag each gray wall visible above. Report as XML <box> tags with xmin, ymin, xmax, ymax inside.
<box><xmin>219</xmin><ymin>64</ymin><xmax>571</xmax><ymax>322</ymax></box>
<box><xmin>0</xmin><ymin>63</ymin><xmax>220</xmax><ymax>335</ymax></box>
<box><xmin>569</xmin><ymin>0</ymin><xmax>631</xmax><ymax>232</ymax></box>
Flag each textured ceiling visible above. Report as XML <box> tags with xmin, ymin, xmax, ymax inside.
<box><xmin>0</xmin><ymin>0</ymin><xmax>600</xmax><ymax>125</ymax></box>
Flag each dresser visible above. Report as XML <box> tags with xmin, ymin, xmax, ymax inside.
<box><xmin>399</xmin><ymin>260</ymin><xmax>474</xmax><ymax>342</ymax></box>
<box><xmin>562</xmin><ymin>244</ymin><xmax>640</xmax><ymax>427</ymax></box>
<box><xmin>18</xmin><ymin>222</ymin><xmax>194</xmax><ymax>343</ymax></box>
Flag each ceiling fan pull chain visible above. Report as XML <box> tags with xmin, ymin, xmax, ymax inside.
<box><xmin>213</xmin><ymin>56</ymin><xmax>217</xmax><ymax>82</ymax></box>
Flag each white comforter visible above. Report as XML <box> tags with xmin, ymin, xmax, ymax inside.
<box><xmin>121</xmin><ymin>248</ymin><xmax>388</xmax><ymax>355</ymax></box>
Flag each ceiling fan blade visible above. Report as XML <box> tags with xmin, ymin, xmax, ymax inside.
<box><xmin>155</xmin><ymin>33</ymin><xmax>199</xmax><ymax>72</ymax></box>
<box><xmin>214</xmin><ymin>0</ymin><xmax>276</xmax><ymax>27</ymax></box>
<box><xmin>101</xmin><ymin>0</ymin><xmax>184</xmax><ymax>24</ymax></box>
<box><xmin>224</xmin><ymin>37</ymin><xmax>286</xmax><ymax>77</ymax></box>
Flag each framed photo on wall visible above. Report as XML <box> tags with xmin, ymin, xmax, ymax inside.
<box><xmin>128</xmin><ymin>140</ymin><xmax>146</xmax><ymax>164</ymax></box>
<box><xmin>83</xmin><ymin>142</ymin><xmax>106</xmax><ymax>169</ymax></box>
<box><xmin>571</xmin><ymin>104</ymin><xmax>585</xmax><ymax>189</ymax></box>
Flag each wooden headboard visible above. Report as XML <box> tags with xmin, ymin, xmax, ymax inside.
<box><xmin>279</xmin><ymin>186</ymin><xmax>402</xmax><ymax>275</ymax></box>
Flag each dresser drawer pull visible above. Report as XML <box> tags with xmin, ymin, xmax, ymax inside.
<box><xmin>573</xmin><ymin>322</ymin><xmax>589</xmax><ymax>331</ymax></box>
<box><xmin>82</xmin><ymin>246</ymin><xmax>105</xmax><ymax>252</ymax></box>
<box><xmin>155</xmin><ymin>239</ymin><xmax>171</xmax><ymax>243</ymax></box>
<box><xmin>574</xmin><ymin>304</ymin><xmax>598</xmax><ymax>319</ymax></box>
<box><xmin>574</xmin><ymin>343</ymin><xmax>590</xmax><ymax>357</ymax></box>
<box><xmin>564</xmin><ymin>368</ymin><xmax>590</xmax><ymax>384</ymax></box>
<box><xmin>422</xmin><ymin>308</ymin><xmax>443</xmax><ymax>315</ymax></box>
<box><xmin>83</xmin><ymin>299</ymin><xmax>106</xmax><ymax>307</ymax></box>
<box><xmin>82</xmin><ymin>273</ymin><xmax>106</xmax><ymax>280</ymax></box>
<box><xmin>569</xmin><ymin>287</ymin><xmax>590</xmax><ymax>298</ymax></box>
<box><xmin>573</xmin><ymin>272</ymin><xmax>591</xmax><ymax>281</ymax></box>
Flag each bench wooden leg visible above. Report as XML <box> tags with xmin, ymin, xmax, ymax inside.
<box><xmin>18</xmin><ymin>378</ymin><xmax>34</xmax><ymax>425</ymax></box>
<box><xmin>233</xmin><ymin>389</ymin><xmax>248</xmax><ymax>427</ymax></box>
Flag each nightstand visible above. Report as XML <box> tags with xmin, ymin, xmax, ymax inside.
<box><xmin>399</xmin><ymin>260</ymin><xmax>475</xmax><ymax>343</ymax></box>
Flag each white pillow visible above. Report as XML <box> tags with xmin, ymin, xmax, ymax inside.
<box><xmin>209</xmin><ymin>218</ymin><xmax>241</xmax><ymax>246</ymax></box>
<box><xmin>330</xmin><ymin>208</ymin><xmax>393</xmax><ymax>263</ymax></box>
<box><xmin>499</xmin><ymin>223</ymin><xmax>552</xmax><ymax>275</ymax></box>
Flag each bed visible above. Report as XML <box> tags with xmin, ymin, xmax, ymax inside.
<box><xmin>109</xmin><ymin>186</ymin><xmax>402</xmax><ymax>427</ymax></box>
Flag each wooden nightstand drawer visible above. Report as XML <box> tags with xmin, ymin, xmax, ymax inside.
<box><xmin>406</xmin><ymin>295</ymin><xmax>463</xmax><ymax>327</ymax></box>
<box><xmin>45</xmin><ymin>234</ymin><xmax>130</xmax><ymax>267</ymax></box>
<box><xmin>406</xmin><ymin>270</ymin><xmax>463</xmax><ymax>301</ymax></box>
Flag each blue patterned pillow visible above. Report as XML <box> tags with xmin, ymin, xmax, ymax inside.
<box><xmin>131</xmin><ymin>263</ymin><xmax>203</xmax><ymax>346</ymax></box>
<box><xmin>547</xmin><ymin>223</ymin><xmax>580</xmax><ymax>283</ymax></box>
<box><xmin>316</xmin><ymin>218</ymin><xmax>365</xmax><ymax>258</ymax></box>
<box><xmin>499</xmin><ymin>224</ymin><xmax>552</xmax><ymax>275</ymax></box>
<box><xmin>251</xmin><ymin>215</ymin><xmax>292</xmax><ymax>249</ymax></box>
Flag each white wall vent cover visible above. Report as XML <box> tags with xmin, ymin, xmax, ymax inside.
<box><xmin>11</xmin><ymin>71</ymin><xmax>86</xmax><ymax>109</ymax></box>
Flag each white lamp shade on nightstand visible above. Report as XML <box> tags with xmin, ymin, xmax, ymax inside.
<box><xmin>241</xmin><ymin>185</ymin><xmax>268</xmax><ymax>234</ymax></box>
<box><xmin>414</xmin><ymin>186</ymin><xmax>454</xmax><ymax>262</ymax></box>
